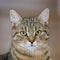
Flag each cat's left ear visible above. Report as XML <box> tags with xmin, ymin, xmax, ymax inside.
<box><xmin>38</xmin><ymin>8</ymin><xmax>49</xmax><ymax>24</ymax></box>
<box><xmin>10</xmin><ymin>9</ymin><xmax>22</xmax><ymax>27</ymax></box>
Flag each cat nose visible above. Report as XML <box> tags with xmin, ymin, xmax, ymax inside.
<box><xmin>28</xmin><ymin>36</ymin><xmax>35</xmax><ymax>43</ymax></box>
<box><xmin>28</xmin><ymin>36</ymin><xmax>34</xmax><ymax>40</ymax></box>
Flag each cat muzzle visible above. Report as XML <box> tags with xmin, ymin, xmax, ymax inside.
<box><xmin>27</xmin><ymin>36</ymin><xmax>36</xmax><ymax>46</ymax></box>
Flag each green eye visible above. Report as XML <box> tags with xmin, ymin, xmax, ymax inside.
<box><xmin>20</xmin><ymin>31</ymin><xmax>27</xmax><ymax>36</ymax></box>
<box><xmin>36</xmin><ymin>30</ymin><xmax>42</xmax><ymax>35</ymax></box>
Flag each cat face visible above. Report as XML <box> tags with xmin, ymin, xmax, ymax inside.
<box><xmin>10</xmin><ymin>8</ymin><xmax>49</xmax><ymax>51</ymax></box>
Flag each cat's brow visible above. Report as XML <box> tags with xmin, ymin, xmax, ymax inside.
<box><xmin>20</xmin><ymin>17</ymin><xmax>44</xmax><ymax>33</ymax></box>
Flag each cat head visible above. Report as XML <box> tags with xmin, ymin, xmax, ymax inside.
<box><xmin>10</xmin><ymin>8</ymin><xmax>49</xmax><ymax>50</ymax></box>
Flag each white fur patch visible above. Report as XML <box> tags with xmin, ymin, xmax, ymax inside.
<box><xmin>20</xmin><ymin>41</ymin><xmax>37</xmax><ymax>51</ymax></box>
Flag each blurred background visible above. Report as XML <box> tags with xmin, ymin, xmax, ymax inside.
<box><xmin>0</xmin><ymin>0</ymin><xmax>60</xmax><ymax>60</ymax></box>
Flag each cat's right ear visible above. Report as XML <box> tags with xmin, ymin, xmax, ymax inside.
<box><xmin>10</xmin><ymin>9</ymin><xmax>22</xmax><ymax>27</ymax></box>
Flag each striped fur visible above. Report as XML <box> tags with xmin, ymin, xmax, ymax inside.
<box><xmin>10</xmin><ymin>8</ymin><xmax>51</xmax><ymax>60</ymax></box>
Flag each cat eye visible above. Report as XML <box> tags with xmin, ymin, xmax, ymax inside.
<box><xmin>36</xmin><ymin>30</ymin><xmax>42</xmax><ymax>35</ymax></box>
<box><xmin>20</xmin><ymin>31</ymin><xmax>27</xmax><ymax>36</ymax></box>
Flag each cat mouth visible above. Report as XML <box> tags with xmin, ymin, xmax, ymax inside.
<box><xmin>26</xmin><ymin>44</ymin><xmax>38</xmax><ymax>50</ymax></box>
<box><xmin>19</xmin><ymin>41</ymin><xmax>38</xmax><ymax>50</ymax></box>
<box><xmin>26</xmin><ymin>45</ymin><xmax>37</xmax><ymax>51</ymax></box>
<box><xmin>28</xmin><ymin>44</ymin><xmax>37</xmax><ymax>47</ymax></box>
<box><xmin>30</xmin><ymin>43</ymin><xmax>34</xmax><ymax>47</ymax></box>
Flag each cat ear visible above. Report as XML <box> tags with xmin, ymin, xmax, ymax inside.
<box><xmin>38</xmin><ymin>8</ymin><xmax>49</xmax><ymax>24</ymax></box>
<box><xmin>10</xmin><ymin>9</ymin><xmax>22</xmax><ymax>27</ymax></box>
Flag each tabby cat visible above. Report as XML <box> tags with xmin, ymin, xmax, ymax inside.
<box><xmin>10</xmin><ymin>8</ymin><xmax>51</xmax><ymax>60</ymax></box>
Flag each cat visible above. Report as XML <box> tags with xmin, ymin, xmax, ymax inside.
<box><xmin>10</xmin><ymin>8</ymin><xmax>51</xmax><ymax>60</ymax></box>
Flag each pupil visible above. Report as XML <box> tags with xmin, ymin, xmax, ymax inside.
<box><xmin>37</xmin><ymin>30</ymin><xmax>40</xmax><ymax>33</ymax></box>
<box><xmin>23</xmin><ymin>31</ymin><xmax>24</xmax><ymax>34</ymax></box>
